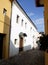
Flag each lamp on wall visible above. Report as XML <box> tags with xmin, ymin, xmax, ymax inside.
<box><xmin>19</xmin><ymin>32</ymin><xmax>27</xmax><ymax>38</ymax></box>
<box><xmin>3</xmin><ymin>8</ymin><xmax>7</xmax><ymax>15</ymax></box>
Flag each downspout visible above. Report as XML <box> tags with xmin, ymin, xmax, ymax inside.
<box><xmin>8</xmin><ymin>1</ymin><xmax>13</xmax><ymax>58</ymax></box>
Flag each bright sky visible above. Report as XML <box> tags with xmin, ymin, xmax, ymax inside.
<box><xmin>17</xmin><ymin>0</ymin><xmax>44</xmax><ymax>32</ymax></box>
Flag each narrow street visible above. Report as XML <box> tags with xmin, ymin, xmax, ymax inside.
<box><xmin>0</xmin><ymin>49</ymin><xmax>45</xmax><ymax>65</ymax></box>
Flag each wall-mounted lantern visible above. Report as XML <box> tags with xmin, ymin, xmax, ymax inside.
<box><xmin>3</xmin><ymin>8</ymin><xmax>7</xmax><ymax>15</ymax></box>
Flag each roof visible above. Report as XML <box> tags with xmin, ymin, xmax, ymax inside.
<box><xmin>14</xmin><ymin>0</ymin><xmax>37</xmax><ymax>30</ymax></box>
<box><xmin>36</xmin><ymin>0</ymin><xmax>44</xmax><ymax>7</ymax></box>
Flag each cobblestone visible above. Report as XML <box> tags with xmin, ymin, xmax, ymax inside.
<box><xmin>0</xmin><ymin>49</ymin><xmax>45</xmax><ymax>65</ymax></box>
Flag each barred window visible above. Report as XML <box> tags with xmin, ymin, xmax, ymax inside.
<box><xmin>21</xmin><ymin>19</ymin><xmax>23</xmax><ymax>26</ymax></box>
<box><xmin>16</xmin><ymin>15</ymin><xmax>19</xmax><ymax>23</ymax></box>
<box><xmin>14</xmin><ymin>39</ymin><xmax>17</xmax><ymax>44</ymax></box>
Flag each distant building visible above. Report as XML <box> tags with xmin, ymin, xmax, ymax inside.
<box><xmin>10</xmin><ymin>0</ymin><xmax>39</xmax><ymax>57</ymax></box>
<box><xmin>0</xmin><ymin>0</ymin><xmax>12</xmax><ymax>59</ymax></box>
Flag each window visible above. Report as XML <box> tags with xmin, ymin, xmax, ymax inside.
<box><xmin>21</xmin><ymin>19</ymin><xmax>23</xmax><ymax>26</ymax></box>
<box><xmin>16</xmin><ymin>15</ymin><xmax>19</xmax><ymax>23</ymax></box>
<box><xmin>33</xmin><ymin>29</ymin><xmax>34</xmax><ymax>31</ymax></box>
<box><xmin>30</xmin><ymin>27</ymin><xmax>32</xmax><ymax>31</ymax></box>
<box><xmin>3</xmin><ymin>8</ymin><xmax>7</xmax><ymax>15</ymax></box>
<box><xmin>14</xmin><ymin>39</ymin><xmax>17</xmax><ymax>44</ymax></box>
<box><xmin>24</xmin><ymin>39</ymin><xmax>26</xmax><ymax>43</ymax></box>
<box><xmin>33</xmin><ymin>35</ymin><xmax>34</xmax><ymax>38</ymax></box>
<box><xmin>25</xmin><ymin>22</ymin><xmax>27</xmax><ymax>28</ymax></box>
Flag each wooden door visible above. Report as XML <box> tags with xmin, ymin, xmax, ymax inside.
<box><xmin>19</xmin><ymin>37</ymin><xmax>23</xmax><ymax>52</ymax></box>
<box><xmin>0</xmin><ymin>34</ymin><xmax>3</xmax><ymax>59</ymax></box>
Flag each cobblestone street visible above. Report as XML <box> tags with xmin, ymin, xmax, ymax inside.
<box><xmin>0</xmin><ymin>49</ymin><xmax>45</xmax><ymax>65</ymax></box>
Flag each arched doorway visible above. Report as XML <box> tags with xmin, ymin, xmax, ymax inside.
<box><xmin>19</xmin><ymin>32</ymin><xmax>27</xmax><ymax>52</ymax></box>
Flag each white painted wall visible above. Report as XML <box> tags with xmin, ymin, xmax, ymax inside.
<box><xmin>10</xmin><ymin>1</ymin><xmax>39</xmax><ymax>57</ymax></box>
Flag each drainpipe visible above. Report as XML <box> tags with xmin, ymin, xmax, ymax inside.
<box><xmin>8</xmin><ymin>1</ymin><xmax>13</xmax><ymax>58</ymax></box>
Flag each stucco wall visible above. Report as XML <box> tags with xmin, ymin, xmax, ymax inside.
<box><xmin>0</xmin><ymin>0</ymin><xmax>11</xmax><ymax>33</ymax></box>
<box><xmin>44</xmin><ymin>0</ymin><xmax>48</xmax><ymax>35</ymax></box>
<box><xmin>0</xmin><ymin>0</ymin><xmax>11</xmax><ymax>59</ymax></box>
<box><xmin>10</xmin><ymin>1</ymin><xmax>39</xmax><ymax>57</ymax></box>
<box><xmin>44</xmin><ymin>0</ymin><xmax>48</xmax><ymax>65</ymax></box>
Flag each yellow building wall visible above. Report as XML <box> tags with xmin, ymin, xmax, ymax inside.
<box><xmin>45</xmin><ymin>51</ymin><xmax>48</xmax><ymax>65</ymax></box>
<box><xmin>44</xmin><ymin>0</ymin><xmax>48</xmax><ymax>35</ymax></box>
<box><xmin>0</xmin><ymin>0</ymin><xmax>11</xmax><ymax>59</ymax></box>
<box><xmin>44</xmin><ymin>0</ymin><xmax>48</xmax><ymax>65</ymax></box>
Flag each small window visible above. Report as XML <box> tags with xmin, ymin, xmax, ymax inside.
<box><xmin>14</xmin><ymin>39</ymin><xmax>17</xmax><ymax>44</ymax></box>
<box><xmin>21</xmin><ymin>19</ymin><xmax>23</xmax><ymax>26</ymax></box>
<box><xmin>33</xmin><ymin>35</ymin><xmax>34</xmax><ymax>38</ymax></box>
<box><xmin>25</xmin><ymin>23</ymin><xmax>27</xmax><ymax>28</ymax></box>
<box><xmin>16</xmin><ymin>15</ymin><xmax>19</xmax><ymax>23</ymax></box>
<box><xmin>30</xmin><ymin>27</ymin><xmax>32</xmax><ymax>31</ymax></box>
<box><xmin>24</xmin><ymin>39</ymin><xmax>26</xmax><ymax>43</ymax></box>
<box><xmin>33</xmin><ymin>29</ymin><xmax>34</xmax><ymax>31</ymax></box>
<box><xmin>3</xmin><ymin>8</ymin><xmax>7</xmax><ymax>15</ymax></box>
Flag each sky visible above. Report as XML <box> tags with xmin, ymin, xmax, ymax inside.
<box><xmin>17</xmin><ymin>0</ymin><xmax>44</xmax><ymax>32</ymax></box>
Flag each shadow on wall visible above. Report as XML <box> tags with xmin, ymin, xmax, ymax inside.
<box><xmin>4</xmin><ymin>15</ymin><xmax>10</xmax><ymax>33</ymax></box>
<box><xmin>10</xmin><ymin>40</ymin><xmax>19</xmax><ymax>57</ymax></box>
<box><xmin>10</xmin><ymin>40</ymin><xmax>31</xmax><ymax>57</ymax></box>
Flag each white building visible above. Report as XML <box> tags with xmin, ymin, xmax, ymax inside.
<box><xmin>10</xmin><ymin>0</ymin><xmax>39</xmax><ymax>57</ymax></box>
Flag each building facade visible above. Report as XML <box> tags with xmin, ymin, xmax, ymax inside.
<box><xmin>0</xmin><ymin>0</ymin><xmax>12</xmax><ymax>59</ymax></box>
<box><xmin>10</xmin><ymin>0</ymin><xmax>39</xmax><ymax>57</ymax></box>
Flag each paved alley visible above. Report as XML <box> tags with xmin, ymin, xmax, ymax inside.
<box><xmin>0</xmin><ymin>49</ymin><xmax>45</xmax><ymax>65</ymax></box>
